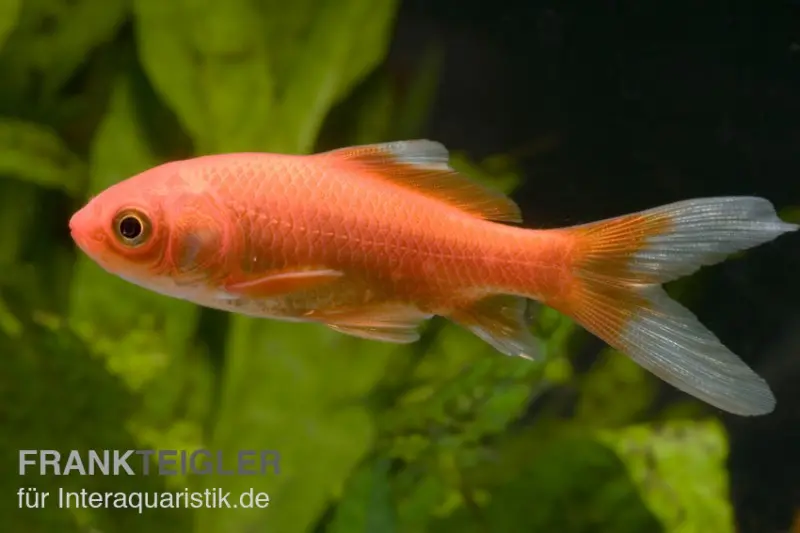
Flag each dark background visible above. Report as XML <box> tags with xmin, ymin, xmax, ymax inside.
<box><xmin>388</xmin><ymin>1</ymin><xmax>800</xmax><ymax>531</ymax></box>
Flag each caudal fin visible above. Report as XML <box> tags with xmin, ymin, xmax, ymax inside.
<box><xmin>552</xmin><ymin>197</ymin><xmax>797</xmax><ymax>416</ymax></box>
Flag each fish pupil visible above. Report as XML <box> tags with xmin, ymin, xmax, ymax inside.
<box><xmin>119</xmin><ymin>216</ymin><xmax>142</xmax><ymax>240</ymax></box>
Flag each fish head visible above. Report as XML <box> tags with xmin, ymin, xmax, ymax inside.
<box><xmin>69</xmin><ymin>161</ymin><xmax>231</xmax><ymax>299</ymax></box>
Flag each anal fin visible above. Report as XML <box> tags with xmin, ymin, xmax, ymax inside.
<box><xmin>449</xmin><ymin>294</ymin><xmax>543</xmax><ymax>360</ymax></box>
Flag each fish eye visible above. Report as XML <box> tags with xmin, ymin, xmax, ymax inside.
<box><xmin>113</xmin><ymin>209</ymin><xmax>151</xmax><ymax>247</ymax></box>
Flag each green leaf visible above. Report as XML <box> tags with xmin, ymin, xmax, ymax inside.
<box><xmin>132</xmin><ymin>0</ymin><xmax>275</xmax><ymax>154</ymax></box>
<box><xmin>0</xmin><ymin>180</ymin><xmax>38</xmax><ymax>264</ymax></box>
<box><xmin>0</xmin><ymin>0</ymin><xmax>127</xmax><ymax>99</ymax></box>
<box><xmin>574</xmin><ymin>349</ymin><xmax>657</xmax><ymax>428</ymax></box>
<box><xmin>780</xmin><ymin>206</ymin><xmax>800</xmax><ymax>224</ymax></box>
<box><xmin>199</xmin><ymin>323</ymin><xmax>394</xmax><ymax>533</ymax></box>
<box><xmin>342</xmin><ymin>42</ymin><xmax>443</xmax><ymax>145</ymax></box>
<box><xmin>597</xmin><ymin>419</ymin><xmax>735</xmax><ymax>533</ymax></box>
<box><xmin>271</xmin><ymin>0</ymin><xmax>401</xmax><ymax>153</ymax></box>
<box><xmin>345</xmin><ymin>72</ymin><xmax>396</xmax><ymax>146</ymax></box>
<box><xmin>328</xmin><ymin>458</ymin><xmax>397</xmax><ymax>533</ymax></box>
<box><xmin>450</xmin><ymin>152</ymin><xmax>521</xmax><ymax>196</ymax></box>
<box><xmin>133</xmin><ymin>0</ymin><xmax>400</xmax><ymax>154</ymax></box>
<box><xmin>0</xmin><ymin>309</ymin><xmax>190</xmax><ymax>533</ymax></box>
<box><xmin>393</xmin><ymin>44</ymin><xmax>444</xmax><ymax>140</ymax></box>
<box><xmin>0</xmin><ymin>0</ymin><xmax>20</xmax><ymax>52</ymax></box>
<box><xmin>0</xmin><ymin>119</ymin><xmax>86</xmax><ymax>195</ymax></box>
<box><xmin>382</xmin><ymin>329</ymin><xmax>542</xmax><ymax>457</ymax></box>
<box><xmin>429</xmin><ymin>436</ymin><xmax>661</xmax><ymax>533</ymax></box>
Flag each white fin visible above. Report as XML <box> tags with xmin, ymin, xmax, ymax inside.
<box><xmin>626</xmin><ymin>196</ymin><xmax>798</xmax><ymax>283</ymax></box>
<box><xmin>622</xmin><ymin>286</ymin><xmax>778</xmax><ymax>415</ymax></box>
<box><xmin>557</xmin><ymin>196</ymin><xmax>797</xmax><ymax>416</ymax></box>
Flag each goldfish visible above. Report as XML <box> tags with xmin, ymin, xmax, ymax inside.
<box><xmin>69</xmin><ymin>140</ymin><xmax>797</xmax><ymax>416</ymax></box>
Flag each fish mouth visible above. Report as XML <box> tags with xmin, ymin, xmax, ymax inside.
<box><xmin>68</xmin><ymin>211</ymin><xmax>83</xmax><ymax>241</ymax></box>
<box><xmin>69</xmin><ymin>226</ymin><xmax>81</xmax><ymax>245</ymax></box>
<box><xmin>69</xmin><ymin>223</ymin><xmax>90</xmax><ymax>252</ymax></box>
<box><xmin>69</xmin><ymin>222</ymin><xmax>105</xmax><ymax>258</ymax></box>
<box><xmin>69</xmin><ymin>209</ymin><xmax>96</xmax><ymax>251</ymax></box>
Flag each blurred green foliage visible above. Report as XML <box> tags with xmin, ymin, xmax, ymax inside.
<box><xmin>0</xmin><ymin>1</ymin><xmax>738</xmax><ymax>532</ymax></box>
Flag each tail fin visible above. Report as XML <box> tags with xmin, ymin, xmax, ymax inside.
<box><xmin>552</xmin><ymin>197</ymin><xmax>798</xmax><ymax>416</ymax></box>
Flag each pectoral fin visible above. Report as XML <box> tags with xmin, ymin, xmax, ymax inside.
<box><xmin>321</xmin><ymin>303</ymin><xmax>432</xmax><ymax>344</ymax></box>
<box><xmin>327</xmin><ymin>324</ymin><xmax>421</xmax><ymax>343</ymax></box>
<box><xmin>223</xmin><ymin>269</ymin><xmax>344</xmax><ymax>298</ymax></box>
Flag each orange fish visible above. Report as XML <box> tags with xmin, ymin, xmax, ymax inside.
<box><xmin>69</xmin><ymin>140</ymin><xmax>796</xmax><ymax>416</ymax></box>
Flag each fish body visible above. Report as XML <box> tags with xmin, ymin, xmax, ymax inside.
<box><xmin>70</xmin><ymin>143</ymin><xmax>564</xmax><ymax>338</ymax></box>
<box><xmin>70</xmin><ymin>140</ymin><xmax>797</xmax><ymax>416</ymax></box>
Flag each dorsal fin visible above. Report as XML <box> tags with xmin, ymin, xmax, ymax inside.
<box><xmin>321</xmin><ymin>140</ymin><xmax>523</xmax><ymax>223</ymax></box>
